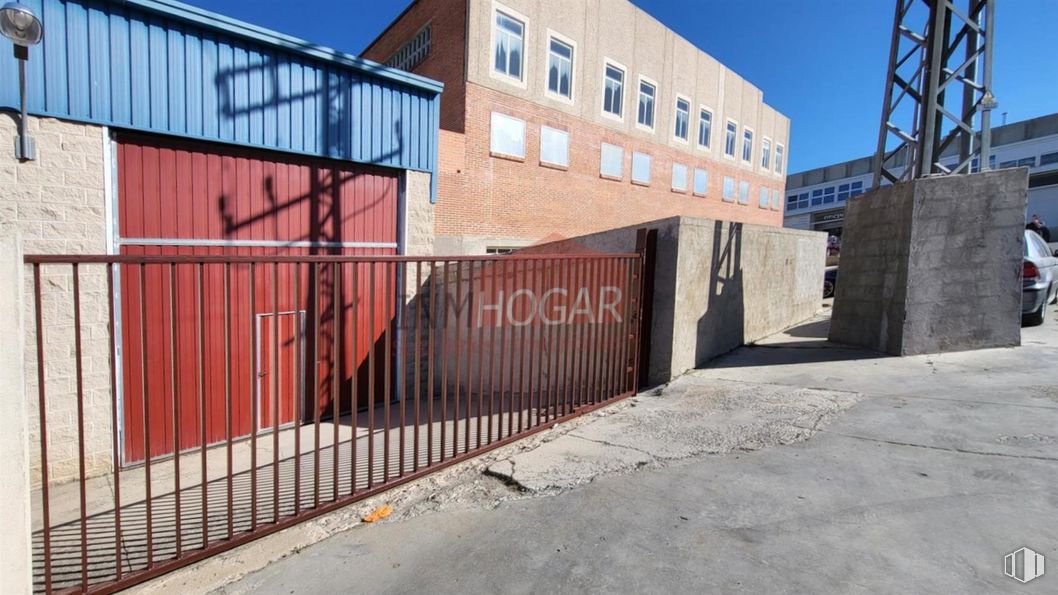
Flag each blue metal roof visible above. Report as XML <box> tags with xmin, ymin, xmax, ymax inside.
<box><xmin>0</xmin><ymin>0</ymin><xmax>442</xmax><ymax>195</ymax></box>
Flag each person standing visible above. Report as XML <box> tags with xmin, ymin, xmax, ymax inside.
<box><xmin>1027</xmin><ymin>214</ymin><xmax>1051</xmax><ymax>242</ymax></box>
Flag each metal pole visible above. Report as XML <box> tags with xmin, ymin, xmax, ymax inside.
<box><xmin>979</xmin><ymin>1</ymin><xmax>995</xmax><ymax>171</ymax></box>
<box><xmin>17</xmin><ymin>55</ymin><xmax>29</xmax><ymax>160</ymax></box>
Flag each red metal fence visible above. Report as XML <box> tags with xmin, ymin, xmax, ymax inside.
<box><xmin>25</xmin><ymin>251</ymin><xmax>644</xmax><ymax>594</ymax></box>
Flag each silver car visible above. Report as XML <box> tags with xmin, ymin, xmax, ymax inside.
<box><xmin>1023</xmin><ymin>229</ymin><xmax>1058</xmax><ymax>325</ymax></box>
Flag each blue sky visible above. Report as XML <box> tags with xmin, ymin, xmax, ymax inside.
<box><xmin>184</xmin><ymin>0</ymin><xmax>1058</xmax><ymax>174</ymax></box>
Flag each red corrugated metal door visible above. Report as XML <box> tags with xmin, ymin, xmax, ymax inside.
<box><xmin>116</xmin><ymin>133</ymin><xmax>399</xmax><ymax>463</ymax></box>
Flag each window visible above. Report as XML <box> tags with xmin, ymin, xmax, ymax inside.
<box><xmin>602</xmin><ymin>62</ymin><xmax>624</xmax><ymax>117</ymax></box>
<box><xmin>600</xmin><ymin>143</ymin><xmax>623</xmax><ymax>178</ymax></box>
<box><xmin>850</xmin><ymin>181</ymin><xmax>864</xmax><ymax>196</ymax></box>
<box><xmin>637</xmin><ymin>79</ymin><xmax>655</xmax><ymax>128</ymax></box>
<box><xmin>1040</xmin><ymin>152</ymin><xmax>1058</xmax><ymax>166</ymax></box>
<box><xmin>742</xmin><ymin>128</ymin><xmax>753</xmax><ymax>162</ymax></box>
<box><xmin>999</xmin><ymin>159</ymin><xmax>1018</xmax><ymax>169</ymax></box>
<box><xmin>493</xmin><ymin>11</ymin><xmax>524</xmax><ymax>81</ymax></box>
<box><xmin>811</xmin><ymin>188</ymin><xmax>823</xmax><ymax>206</ymax></box>
<box><xmin>722</xmin><ymin>176</ymin><xmax>735</xmax><ymax>201</ymax></box>
<box><xmin>797</xmin><ymin>192</ymin><xmax>808</xmax><ymax>209</ymax></box>
<box><xmin>761</xmin><ymin>139</ymin><xmax>771</xmax><ymax>169</ymax></box>
<box><xmin>724</xmin><ymin>121</ymin><xmax>737</xmax><ymax>157</ymax></box>
<box><xmin>693</xmin><ymin>168</ymin><xmax>708</xmax><ymax>196</ymax></box>
<box><xmin>672</xmin><ymin>163</ymin><xmax>688</xmax><ymax>192</ymax></box>
<box><xmin>759</xmin><ymin>187</ymin><xmax>769</xmax><ymax>208</ymax></box>
<box><xmin>697</xmin><ymin>108</ymin><xmax>712</xmax><ymax>148</ymax></box>
<box><xmin>490</xmin><ymin>112</ymin><xmax>525</xmax><ymax>158</ymax></box>
<box><xmin>1017</xmin><ymin>157</ymin><xmax>1036</xmax><ymax>168</ymax></box>
<box><xmin>738</xmin><ymin>181</ymin><xmax>750</xmax><ymax>204</ymax></box>
<box><xmin>838</xmin><ymin>180</ymin><xmax>865</xmax><ymax>202</ymax></box>
<box><xmin>837</xmin><ymin>183</ymin><xmax>850</xmax><ymax>202</ymax></box>
<box><xmin>673</xmin><ymin>98</ymin><xmax>690</xmax><ymax>141</ymax></box>
<box><xmin>385</xmin><ymin>24</ymin><xmax>431</xmax><ymax>71</ymax></box>
<box><xmin>632</xmin><ymin>152</ymin><xmax>651</xmax><ymax>185</ymax></box>
<box><xmin>787</xmin><ymin>194</ymin><xmax>799</xmax><ymax>210</ymax></box>
<box><xmin>775</xmin><ymin>144</ymin><xmax>784</xmax><ymax>174</ymax></box>
<box><xmin>770</xmin><ymin>189</ymin><xmax>780</xmax><ymax>210</ymax></box>
<box><xmin>540</xmin><ymin>126</ymin><xmax>569</xmax><ymax>167</ymax></box>
<box><xmin>822</xmin><ymin>186</ymin><xmax>835</xmax><ymax>204</ymax></box>
<box><xmin>485</xmin><ymin>247</ymin><xmax>517</xmax><ymax>255</ymax></box>
<box><xmin>546</xmin><ymin>37</ymin><xmax>573</xmax><ymax>99</ymax></box>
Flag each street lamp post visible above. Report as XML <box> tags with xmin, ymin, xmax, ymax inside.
<box><xmin>1</xmin><ymin>1</ymin><xmax>43</xmax><ymax>161</ymax></box>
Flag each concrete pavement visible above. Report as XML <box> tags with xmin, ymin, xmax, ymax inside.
<box><xmin>218</xmin><ymin>302</ymin><xmax>1058</xmax><ymax>594</ymax></box>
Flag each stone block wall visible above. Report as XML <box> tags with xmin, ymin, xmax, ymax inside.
<box><xmin>535</xmin><ymin>215</ymin><xmax>827</xmax><ymax>385</ymax></box>
<box><xmin>1</xmin><ymin>114</ymin><xmax>113</xmax><ymax>484</ymax></box>
<box><xmin>830</xmin><ymin>169</ymin><xmax>1028</xmax><ymax>355</ymax></box>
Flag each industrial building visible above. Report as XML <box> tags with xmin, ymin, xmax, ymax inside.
<box><xmin>362</xmin><ymin>0</ymin><xmax>790</xmax><ymax>254</ymax></box>
<box><xmin>784</xmin><ymin>112</ymin><xmax>1058</xmax><ymax>238</ymax></box>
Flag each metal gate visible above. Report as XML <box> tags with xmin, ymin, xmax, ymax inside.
<box><xmin>26</xmin><ymin>248</ymin><xmax>645</xmax><ymax>594</ymax></box>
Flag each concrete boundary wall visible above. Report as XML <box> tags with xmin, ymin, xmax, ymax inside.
<box><xmin>536</xmin><ymin>216</ymin><xmax>827</xmax><ymax>385</ymax></box>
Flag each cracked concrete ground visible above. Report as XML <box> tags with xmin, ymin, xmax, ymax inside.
<box><xmin>184</xmin><ymin>301</ymin><xmax>1058</xmax><ymax>593</ymax></box>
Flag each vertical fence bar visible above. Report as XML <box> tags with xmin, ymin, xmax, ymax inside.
<box><xmin>486</xmin><ymin>259</ymin><xmax>498</xmax><ymax>444</ymax></box>
<box><xmin>197</xmin><ymin>263</ymin><xmax>208</xmax><ymax>547</ymax></box>
<box><xmin>271</xmin><ymin>262</ymin><xmax>280</xmax><ymax>522</ymax></box>
<box><xmin>621</xmin><ymin>257</ymin><xmax>636</xmax><ymax>395</ymax></box>
<box><xmin>502</xmin><ymin>259</ymin><xmax>513</xmax><ymax>440</ymax></box>
<box><xmin>225</xmin><ymin>264</ymin><xmax>233</xmax><ymax>539</ymax></box>
<box><xmin>595</xmin><ymin>259</ymin><xmax>609</xmax><ymax>403</ymax></box>
<box><xmin>439</xmin><ymin>261</ymin><xmax>448</xmax><ymax>461</ymax></box>
<box><xmin>293</xmin><ymin>262</ymin><xmax>302</xmax><ymax>514</ymax></box>
<box><xmin>139</xmin><ymin>263</ymin><xmax>154</xmax><ymax>568</ymax></box>
<box><xmin>349</xmin><ymin>263</ymin><xmax>358</xmax><ymax>494</ymax></box>
<box><xmin>426</xmin><ymin>262</ymin><xmax>435</xmax><ymax>468</ymax></box>
<box><xmin>367</xmin><ymin>262</ymin><xmax>376</xmax><ymax>488</ymax></box>
<box><xmin>525</xmin><ymin>260</ymin><xmax>537</xmax><ymax>430</ymax></box>
<box><xmin>106</xmin><ymin>263</ymin><xmax>123</xmax><ymax>579</ymax></box>
<box><xmin>312</xmin><ymin>263</ymin><xmax>321</xmax><ymax>509</ymax></box>
<box><xmin>464</xmin><ymin>262</ymin><xmax>473</xmax><ymax>454</ymax></box>
<box><xmin>72</xmin><ymin>264</ymin><xmax>89</xmax><ymax>589</ymax></box>
<box><xmin>383</xmin><ymin>261</ymin><xmax>393</xmax><ymax>482</ymax></box>
<box><xmin>397</xmin><ymin>261</ymin><xmax>404</xmax><ymax>474</ymax></box>
<box><xmin>224</xmin><ymin>262</ymin><xmax>232</xmax><ymax>537</ymax></box>
<box><xmin>452</xmin><ymin>262</ymin><xmax>462</xmax><ymax>458</ymax></box>
<box><xmin>413</xmin><ymin>262</ymin><xmax>422</xmax><ymax>471</ymax></box>
<box><xmin>249</xmin><ymin>262</ymin><xmax>258</xmax><ymax>532</ymax></box>
<box><xmin>474</xmin><ymin>261</ymin><xmax>484</xmax><ymax>450</ymax></box>
<box><xmin>587</xmin><ymin>259</ymin><xmax>600</xmax><ymax>406</ymax></box>
<box><xmin>32</xmin><ymin>264</ymin><xmax>52</xmax><ymax>594</ymax></box>
<box><xmin>518</xmin><ymin>259</ymin><xmax>529</xmax><ymax>433</ymax></box>
<box><xmin>399</xmin><ymin>262</ymin><xmax>407</xmax><ymax>476</ymax></box>
<box><xmin>542</xmin><ymin>258</ymin><xmax>554</xmax><ymax>423</ymax></box>
<box><xmin>331</xmin><ymin>261</ymin><xmax>341</xmax><ymax>501</ymax></box>
<box><xmin>168</xmin><ymin>263</ymin><xmax>182</xmax><ymax>558</ymax></box>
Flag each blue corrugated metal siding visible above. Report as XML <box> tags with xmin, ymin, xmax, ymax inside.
<box><xmin>0</xmin><ymin>0</ymin><xmax>441</xmax><ymax>190</ymax></box>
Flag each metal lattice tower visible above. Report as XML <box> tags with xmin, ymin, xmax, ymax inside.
<box><xmin>873</xmin><ymin>0</ymin><xmax>996</xmax><ymax>189</ymax></box>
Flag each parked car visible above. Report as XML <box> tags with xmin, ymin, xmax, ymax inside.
<box><xmin>1023</xmin><ymin>229</ymin><xmax>1058</xmax><ymax>325</ymax></box>
<box><xmin>823</xmin><ymin>266</ymin><xmax>838</xmax><ymax>299</ymax></box>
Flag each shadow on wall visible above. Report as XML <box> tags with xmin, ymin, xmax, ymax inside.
<box><xmin>695</xmin><ymin>221</ymin><xmax>744</xmax><ymax>368</ymax></box>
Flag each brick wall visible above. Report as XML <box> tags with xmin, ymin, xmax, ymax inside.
<box><xmin>434</xmin><ymin>83</ymin><xmax>785</xmax><ymax>252</ymax></box>
<box><xmin>361</xmin><ymin>0</ymin><xmax>468</xmax><ymax>133</ymax></box>
<box><xmin>1</xmin><ymin>114</ymin><xmax>113</xmax><ymax>484</ymax></box>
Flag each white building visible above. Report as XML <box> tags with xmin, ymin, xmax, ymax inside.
<box><xmin>784</xmin><ymin>112</ymin><xmax>1058</xmax><ymax>237</ymax></box>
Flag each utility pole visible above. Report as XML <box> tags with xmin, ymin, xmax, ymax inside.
<box><xmin>873</xmin><ymin>0</ymin><xmax>996</xmax><ymax>188</ymax></box>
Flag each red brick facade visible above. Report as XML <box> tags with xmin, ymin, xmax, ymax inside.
<box><xmin>363</xmin><ymin>0</ymin><xmax>786</xmax><ymax>251</ymax></box>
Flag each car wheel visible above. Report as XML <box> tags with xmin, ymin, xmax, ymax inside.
<box><xmin>823</xmin><ymin>279</ymin><xmax>835</xmax><ymax>299</ymax></box>
<box><xmin>1024</xmin><ymin>291</ymin><xmax>1048</xmax><ymax>326</ymax></box>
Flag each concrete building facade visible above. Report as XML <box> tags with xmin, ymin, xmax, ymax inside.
<box><xmin>784</xmin><ymin>113</ymin><xmax>1058</xmax><ymax>239</ymax></box>
<box><xmin>363</xmin><ymin>0</ymin><xmax>790</xmax><ymax>254</ymax></box>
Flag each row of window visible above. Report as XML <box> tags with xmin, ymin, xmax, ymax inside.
<box><xmin>787</xmin><ymin>181</ymin><xmax>865</xmax><ymax>211</ymax></box>
<box><xmin>386</xmin><ymin>24</ymin><xmax>431</xmax><ymax>71</ymax></box>
<box><xmin>490</xmin><ymin>111</ymin><xmax>779</xmax><ymax>210</ymax></box>
<box><xmin>490</xmin><ymin>5</ymin><xmax>784</xmax><ymax>176</ymax></box>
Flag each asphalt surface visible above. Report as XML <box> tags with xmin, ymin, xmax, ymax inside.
<box><xmin>221</xmin><ymin>303</ymin><xmax>1058</xmax><ymax>594</ymax></box>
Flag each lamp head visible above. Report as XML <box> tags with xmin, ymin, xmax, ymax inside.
<box><xmin>0</xmin><ymin>2</ymin><xmax>43</xmax><ymax>48</ymax></box>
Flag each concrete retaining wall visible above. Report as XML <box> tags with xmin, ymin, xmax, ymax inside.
<box><xmin>830</xmin><ymin>169</ymin><xmax>1028</xmax><ymax>355</ymax></box>
<box><xmin>540</xmin><ymin>216</ymin><xmax>827</xmax><ymax>385</ymax></box>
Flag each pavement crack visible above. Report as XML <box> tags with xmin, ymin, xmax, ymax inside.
<box><xmin>826</xmin><ymin>431</ymin><xmax>1058</xmax><ymax>462</ymax></box>
<box><xmin>567</xmin><ymin>433</ymin><xmax>657</xmax><ymax>461</ymax></box>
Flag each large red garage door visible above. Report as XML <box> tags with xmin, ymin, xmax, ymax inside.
<box><xmin>116</xmin><ymin>133</ymin><xmax>399</xmax><ymax>464</ymax></box>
